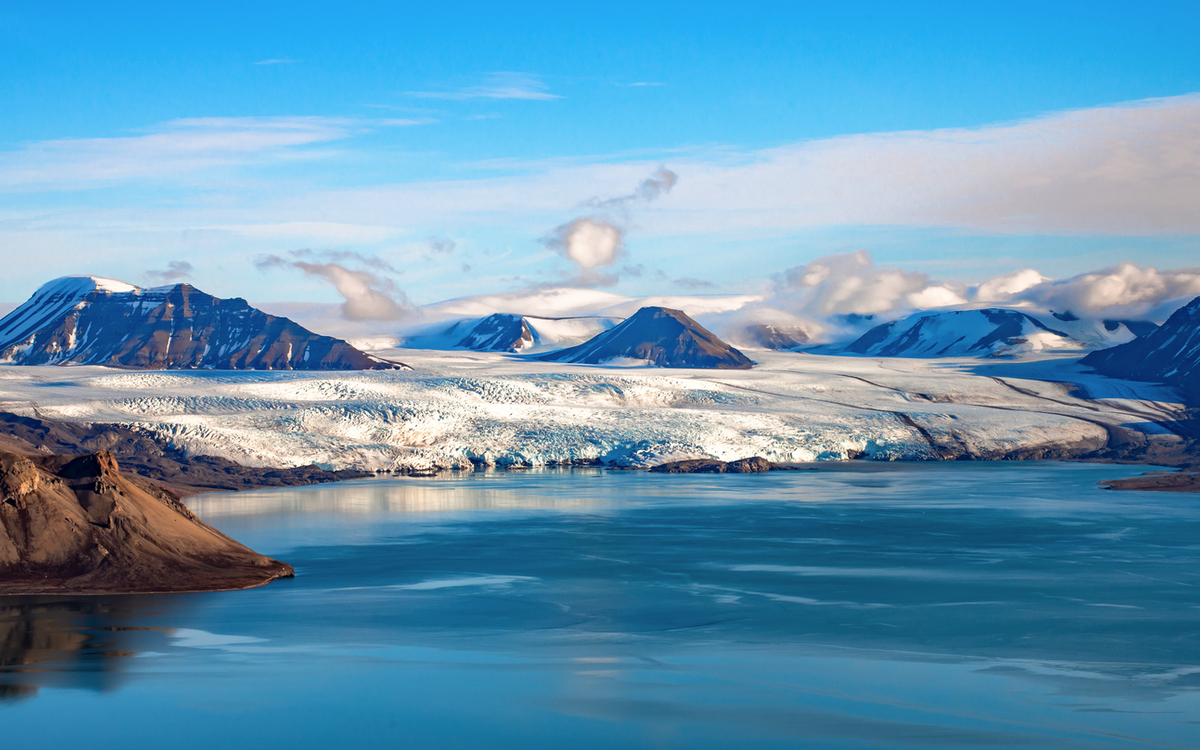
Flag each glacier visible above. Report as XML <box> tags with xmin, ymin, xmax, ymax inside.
<box><xmin>0</xmin><ymin>349</ymin><xmax>1185</xmax><ymax>473</ymax></box>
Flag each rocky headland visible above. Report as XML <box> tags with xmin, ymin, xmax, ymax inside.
<box><xmin>0</xmin><ymin>449</ymin><xmax>293</xmax><ymax>594</ymax></box>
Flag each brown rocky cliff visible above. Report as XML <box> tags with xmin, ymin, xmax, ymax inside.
<box><xmin>0</xmin><ymin>450</ymin><xmax>293</xmax><ymax>593</ymax></box>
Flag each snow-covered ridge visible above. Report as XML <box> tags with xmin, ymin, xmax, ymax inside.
<box><xmin>840</xmin><ymin>308</ymin><xmax>1148</xmax><ymax>358</ymax></box>
<box><xmin>1082</xmin><ymin>294</ymin><xmax>1200</xmax><ymax>401</ymax></box>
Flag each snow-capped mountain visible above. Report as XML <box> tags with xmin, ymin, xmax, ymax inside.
<box><xmin>451</xmin><ymin>313</ymin><xmax>535</xmax><ymax>352</ymax></box>
<box><xmin>409</xmin><ymin>314</ymin><xmax>620</xmax><ymax>353</ymax></box>
<box><xmin>0</xmin><ymin>276</ymin><xmax>406</xmax><ymax>370</ymax></box>
<box><xmin>538</xmin><ymin>306</ymin><xmax>754</xmax><ymax>369</ymax></box>
<box><xmin>844</xmin><ymin>308</ymin><xmax>1088</xmax><ymax>358</ymax></box>
<box><xmin>1082</xmin><ymin>295</ymin><xmax>1200</xmax><ymax>402</ymax></box>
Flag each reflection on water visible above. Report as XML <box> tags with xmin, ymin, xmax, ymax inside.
<box><xmin>3</xmin><ymin>463</ymin><xmax>1199</xmax><ymax>749</ymax></box>
<box><xmin>0</xmin><ymin>600</ymin><xmax>172</xmax><ymax>700</ymax></box>
<box><xmin>188</xmin><ymin>468</ymin><xmax>612</xmax><ymax>517</ymax></box>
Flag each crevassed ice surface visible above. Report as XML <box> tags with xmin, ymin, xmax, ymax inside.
<box><xmin>0</xmin><ymin>351</ymin><xmax>1185</xmax><ymax>470</ymax></box>
<box><xmin>2</xmin><ymin>463</ymin><xmax>1198</xmax><ymax>749</ymax></box>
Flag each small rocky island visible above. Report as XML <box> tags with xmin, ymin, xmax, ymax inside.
<box><xmin>0</xmin><ymin>450</ymin><xmax>293</xmax><ymax>594</ymax></box>
<box><xmin>649</xmin><ymin>457</ymin><xmax>775</xmax><ymax>473</ymax></box>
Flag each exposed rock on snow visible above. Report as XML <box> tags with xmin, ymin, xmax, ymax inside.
<box><xmin>0</xmin><ymin>276</ymin><xmax>406</xmax><ymax>371</ymax></box>
<box><xmin>538</xmin><ymin>307</ymin><xmax>754</xmax><ymax>369</ymax></box>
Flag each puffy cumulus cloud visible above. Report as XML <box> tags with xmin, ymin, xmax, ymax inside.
<box><xmin>769</xmin><ymin>252</ymin><xmax>1200</xmax><ymax>333</ymax></box>
<box><xmin>1010</xmin><ymin>263</ymin><xmax>1200</xmax><ymax>318</ymax></box>
<box><xmin>546</xmin><ymin>218</ymin><xmax>624</xmax><ymax>270</ymax></box>
<box><xmin>542</xmin><ymin>167</ymin><xmax>678</xmax><ymax>286</ymax></box>
<box><xmin>909</xmin><ymin>285</ymin><xmax>968</xmax><ymax>309</ymax></box>
<box><xmin>775</xmin><ymin>250</ymin><xmax>965</xmax><ymax>317</ymax></box>
<box><xmin>256</xmin><ymin>250</ymin><xmax>412</xmax><ymax>321</ymax></box>
<box><xmin>974</xmin><ymin>269</ymin><xmax>1047</xmax><ymax>302</ymax></box>
<box><xmin>143</xmin><ymin>260</ymin><xmax>194</xmax><ymax>285</ymax></box>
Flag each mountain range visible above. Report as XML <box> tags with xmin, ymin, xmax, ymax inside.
<box><xmin>0</xmin><ymin>276</ymin><xmax>405</xmax><ymax>370</ymax></box>
<box><xmin>4</xmin><ymin>275</ymin><xmax>1199</xmax><ymax>389</ymax></box>
<box><xmin>842</xmin><ymin>308</ymin><xmax>1156</xmax><ymax>359</ymax></box>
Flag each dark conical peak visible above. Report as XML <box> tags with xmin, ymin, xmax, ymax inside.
<box><xmin>538</xmin><ymin>305</ymin><xmax>753</xmax><ymax>369</ymax></box>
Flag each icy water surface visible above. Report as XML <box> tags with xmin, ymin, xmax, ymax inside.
<box><xmin>3</xmin><ymin>463</ymin><xmax>1200</xmax><ymax>749</ymax></box>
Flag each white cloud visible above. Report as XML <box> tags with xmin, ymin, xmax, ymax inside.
<box><xmin>405</xmin><ymin>72</ymin><xmax>560</xmax><ymax>101</ymax></box>
<box><xmin>0</xmin><ymin>117</ymin><xmax>354</xmax><ymax>189</ymax></box>
<box><xmin>538</xmin><ymin>167</ymin><xmax>679</xmax><ymax>286</ymax></box>
<box><xmin>974</xmin><ymin>269</ymin><xmax>1047</xmax><ymax>302</ymax></box>
<box><xmin>768</xmin><ymin>252</ymin><xmax>1200</xmax><ymax>326</ymax></box>
<box><xmin>546</xmin><ymin>217</ymin><xmax>624</xmax><ymax>270</ymax></box>
<box><xmin>1009</xmin><ymin>263</ymin><xmax>1200</xmax><ymax>318</ymax></box>
<box><xmin>219</xmin><ymin>221</ymin><xmax>400</xmax><ymax>243</ymax></box>
<box><xmin>425</xmin><ymin>287</ymin><xmax>630</xmax><ymax>319</ymax></box>
<box><xmin>659</xmin><ymin>94</ymin><xmax>1200</xmax><ymax>235</ymax></box>
<box><xmin>256</xmin><ymin>251</ymin><xmax>413</xmax><ymax>321</ymax></box>
<box><xmin>774</xmin><ymin>250</ymin><xmax>962</xmax><ymax>317</ymax></box>
<box><xmin>283</xmin><ymin>94</ymin><xmax>1200</xmax><ymax>237</ymax></box>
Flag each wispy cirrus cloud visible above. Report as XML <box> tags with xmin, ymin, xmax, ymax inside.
<box><xmin>281</xmin><ymin>93</ymin><xmax>1200</xmax><ymax>237</ymax></box>
<box><xmin>0</xmin><ymin>116</ymin><xmax>353</xmax><ymax>190</ymax></box>
<box><xmin>0</xmin><ymin>116</ymin><xmax>429</xmax><ymax>191</ymax></box>
<box><xmin>143</xmin><ymin>260</ymin><xmax>194</xmax><ymax>285</ymax></box>
<box><xmin>405</xmin><ymin>72</ymin><xmax>560</xmax><ymax>101</ymax></box>
<box><xmin>254</xmin><ymin>58</ymin><xmax>301</xmax><ymax>65</ymax></box>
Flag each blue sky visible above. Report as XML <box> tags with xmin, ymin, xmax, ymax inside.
<box><xmin>2</xmin><ymin>1</ymin><xmax>1199</xmax><ymax>326</ymax></box>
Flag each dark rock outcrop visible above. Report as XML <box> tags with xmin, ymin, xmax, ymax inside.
<box><xmin>0</xmin><ymin>411</ymin><xmax>369</xmax><ymax>497</ymax></box>
<box><xmin>0</xmin><ymin>450</ymin><xmax>294</xmax><ymax>594</ymax></box>
<box><xmin>0</xmin><ymin>276</ymin><xmax>406</xmax><ymax>370</ymax></box>
<box><xmin>650</xmin><ymin>457</ymin><xmax>774</xmax><ymax>473</ymax></box>
<box><xmin>538</xmin><ymin>307</ymin><xmax>753</xmax><ymax>369</ymax></box>
<box><xmin>1082</xmin><ymin>296</ymin><xmax>1200</xmax><ymax>405</ymax></box>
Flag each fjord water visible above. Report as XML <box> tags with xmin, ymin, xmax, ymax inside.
<box><xmin>3</xmin><ymin>464</ymin><xmax>1199</xmax><ymax>749</ymax></box>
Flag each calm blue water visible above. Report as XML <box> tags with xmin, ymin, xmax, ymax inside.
<box><xmin>3</xmin><ymin>463</ymin><xmax>1199</xmax><ymax>749</ymax></box>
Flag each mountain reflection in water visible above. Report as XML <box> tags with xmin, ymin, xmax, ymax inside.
<box><xmin>0</xmin><ymin>600</ymin><xmax>171</xmax><ymax>700</ymax></box>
